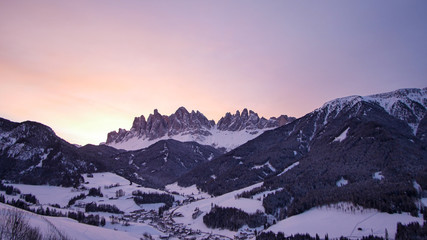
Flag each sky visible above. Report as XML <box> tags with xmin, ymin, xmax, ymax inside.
<box><xmin>0</xmin><ymin>0</ymin><xmax>426</xmax><ymax>145</ymax></box>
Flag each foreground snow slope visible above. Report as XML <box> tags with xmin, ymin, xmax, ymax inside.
<box><xmin>267</xmin><ymin>203</ymin><xmax>424</xmax><ymax>239</ymax></box>
<box><xmin>9</xmin><ymin>172</ymin><xmax>178</xmax><ymax>213</ymax></box>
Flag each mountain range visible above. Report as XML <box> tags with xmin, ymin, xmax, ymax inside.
<box><xmin>106</xmin><ymin>107</ymin><xmax>295</xmax><ymax>151</ymax></box>
<box><xmin>0</xmin><ymin>118</ymin><xmax>220</xmax><ymax>188</ymax></box>
<box><xmin>0</xmin><ymin>87</ymin><xmax>426</xmax><ymax>222</ymax></box>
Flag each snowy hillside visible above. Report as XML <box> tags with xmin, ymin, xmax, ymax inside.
<box><xmin>169</xmin><ymin>182</ymin><xmax>266</xmax><ymax>238</ymax></box>
<box><xmin>0</xmin><ymin>173</ymin><xmax>176</xmax><ymax>239</ymax></box>
<box><xmin>107</xmin><ymin>127</ymin><xmax>272</xmax><ymax>152</ymax></box>
<box><xmin>0</xmin><ymin>203</ymin><xmax>153</xmax><ymax>240</ymax></box>
<box><xmin>267</xmin><ymin>202</ymin><xmax>424</xmax><ymax>239</ymax></box>
<box><xmin>1</xmin><ymin>171</ymin><xmax>425</xmax><ymax>239</ymax></box>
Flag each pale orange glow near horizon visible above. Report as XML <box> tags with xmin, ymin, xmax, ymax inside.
<box><xmin>1</xmin><ymin>1</ymin><xmax>426</xmax><ymax>145</ymax></box>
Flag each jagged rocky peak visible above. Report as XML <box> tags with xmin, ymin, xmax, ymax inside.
<box><xmin>217</xmin><ymin>108</ymin><xmax>294</xmax><ymax>131</ymax></box>
<box><xmin>169</xmin><ymin>107</ymin><xmax>214</xmax><ymax>134</ymax></box>
<box><xmin>106</xmin><ymin>107</ymin><xmax>215</xmax><ymax>144</ymax></box>
<box><xmin>106</xmin><ymin>107</ymin><xmax>295</xmax><ymax>151</ymax></box>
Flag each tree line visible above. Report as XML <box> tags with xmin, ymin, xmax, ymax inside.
<box><xmin>203</xmin><ymin>205</ymin><xmax>266</xmax><ymax>231</ymax></box>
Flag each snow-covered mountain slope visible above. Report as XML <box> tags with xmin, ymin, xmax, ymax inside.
<box><xmin>111</xmin><ymin>139</ymin><xmax>222</xmax><ymax>188</ymax></box>
<box><xmin>320</xmin><ymin>87</ymin><xmax>426</xmax><ymax>135</ymax></box>
<box><xmin>106</xmin><ymin>107</ymin><xmax>295</xmax><ymax>151</ymax></box>
<box><xmin>107</xmin><ymin>127</ymin><xmax>272</xmax><ymax>152</ymax></box>
<box><xmin>179</xmin><ymin>87</ymin><xmax>427</xmax><ymax>195</ymax></box>
<box><xmin>177</xmin><ymin>87</ymin><xmax>427</xmax><ymax>226</ymax></box>
<box><xmin>0</xmin><ymin>117</ymin><xmax>104</xmax><ymax>186</ymax></box>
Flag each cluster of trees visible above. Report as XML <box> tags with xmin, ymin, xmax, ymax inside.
<box><xmin>262</xmin><ymin>190</ymin><xmax>292</xmax><ymax>218</ymax></box>
<box><xmin>256</xmin><ymin>232</ymin><xmax>323</xmax><ymax>240</ymax></box>
<box><xmin>262</xmin><ymin>181</ymin><xmax>419</xmax><ymax>220</ymax></box>
<box><xmin>203</xmin><ymin>205</ymin><xmax>266</xmax><ymax>231</ymax></box>
<box><xmin>0</xmin><ymin>182</ymin><xmax>21</xmax><ymax>195</ymax></box>
<box><xmin>88</xmin><ymin>187</ymin><xmax>103</xmax><ymax>197</ymax></box>
<box><xmin>67</xmin><ymin>193</ymin><xmax>86</xmax><ymax>206</ymax></box>
<box><xmin>35</xmin><ymin>207</ymin><xmax>66</xmax><ymax>217</ymax></box>
<box><xmin>132</xmin><ymin>191</ymin><xmax>174</xmax><ymax>208</ymax></box>
<box><xmin>256</xmin><ymin>220</ymin><xmax>427</xmax><ymax>240</ymax></box>
<box><xmin>85</xmin><ymin>202</ymin><xmax>123</xmax><ymax>214</ymax></box>
<box><xmin>396</xmin><ymin>222</ymin><xmax>427</xmax><ymax>240</ymax></box>
<box><xmin>256</xmin><ymin>232</ymin><xmax>386</xmax><ymax>240</ymax></box>
<box><xmin>67</xmin><ymin>211</ymin><xmax>106</xmax><ymax>227</ymax></box>
<box><xmin>395</xmin><ymin>208</ymin><xmax>427</xmax><ymax>240</ymax></box>
<box><xmin>1</xmin><ymin>193</ymin><xmax>108</xmax><ymax>229</ymax></box>
<box><xmin>236</xmin><ymin>186</ymin><xmax>266</xmax><ymax>199</ymax></box>
<box><xmin>20</xmin><ymin>194</ymin><xmax>38</xmax><ymax>204</ymax></box>
<box><xmin>6</xmin><ymin>199</ymin><xmax>30</xmax><ymax>211</ymax></box>
<box><xmin>104</xmin><ymin>183</ymin><xmax>120</xmax><ymax>189</ymax></box>
<box><xmin>115</xmin><ymin>189</ymin><xmax>125</xmax><ymax>198</ymax></box>
<box><xmin>0</xmin><ymin>190</ymin><xmax>38</xmax><ymax>206</ymax></box>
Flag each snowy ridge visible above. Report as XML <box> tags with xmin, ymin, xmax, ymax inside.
<box><xmin>108</xmin><ymin>125</ymin><xmax>276</xmax><ymax>152</ymax></box>
<box><xmin>317</xmin><ymin>87</ymin><xmax>427</xmax><ymax>134</ymax></box>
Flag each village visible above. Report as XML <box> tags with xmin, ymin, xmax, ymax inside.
<box><xmin>114</xmin><ymin>203</ymin><xmax>257</xmax><ymax>240</ymax></box>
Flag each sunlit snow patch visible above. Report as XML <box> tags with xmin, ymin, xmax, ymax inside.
<box><xmin>277</xmin><ymin>162</ymin><xmax>299</xmax><ymax>176</ymax></box>
<box><xmin>413</xmin><ymin>180</ymin><xmax>422</xmax><ymax>194</ymax></box>
<box><xmin>165</xmin><ymin>182</ymin><xmax>211</xmax><ymax>199</ymax></box>
<box><xmin>333</xmin><ymin>127</ymin><xmax>349</xmax><ymax>142</ymax></box>
<box><xmin>251</xmin><ymin>161</ymin><xmax>276</xmax><ymax>172</ymax></box>
<box><xmin>336</xmin><ymin>177</ymin><xmax>348</xmax><ymax>187</ymax></box>
<box><xmin>373</xmin><ymin>171</ymin><xmax>384</xmax><ymax>181</ymax></box>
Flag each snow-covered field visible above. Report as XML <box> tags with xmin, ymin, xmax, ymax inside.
<box><xmin>2</xmin><ymin>172</ymin><xmax>425</xmax><ymax>240</ymax></box>
<box><xmin>8</xmin><ymin>172</ymin><xmax>174</xmax><ymax>213</ymax></box>
<box><xmin>0</xmin><ymin>203</ymin><xmax>159</xmax><ymax>240</ymax></box>
<box><xmin>165</xmin><ymin>182</ymin><xmax>211</xmax><ymax>199</ymax></box>
<box><xmin>267</xmin><ymin>202</ymin><xmax>424</xmax><ymax>239</ymax></box>
<box><xmin>171</xmin><ymin>182</ymin><xmax>266</xmax><ymax>238</ymax></box>
<box><xmin>1</xmin><ymin>173</ymin><xmax>179</xmax><ymax>239</ymax></box>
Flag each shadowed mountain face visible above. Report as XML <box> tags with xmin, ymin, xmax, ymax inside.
<box><xmin>105</xmin><ymin>107</ymin><xmax>295</xmax><ymax>151</ymax></box>
<box><xmin>0</xmin><ymin>118</ymin><xmax>221</xmax><ymax>188</ymax></box>
<box><xmin>178</xmin><ymin>88</ymin><xmax>427</xmax><ymax>217</ymax></box>
<box><xmin>0</xmin><ymin>118</ymin><xmax>94</xmax><ymax>186</ymax></box>
<box><xmin>112</xmin><ymin>139</ymin><xmax>222</xmax><ymax>188</ymax></box>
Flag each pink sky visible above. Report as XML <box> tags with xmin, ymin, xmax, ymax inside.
<box><xmin>1</xmin><ymin>0</ymin><xmax>426</xmax><ymax>145</ymax></box>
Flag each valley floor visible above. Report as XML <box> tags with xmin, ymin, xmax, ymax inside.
<box><xmin>1</xmin><ymin>172</ymin><xmax>425</xmax><ymax>240</ymax></box>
